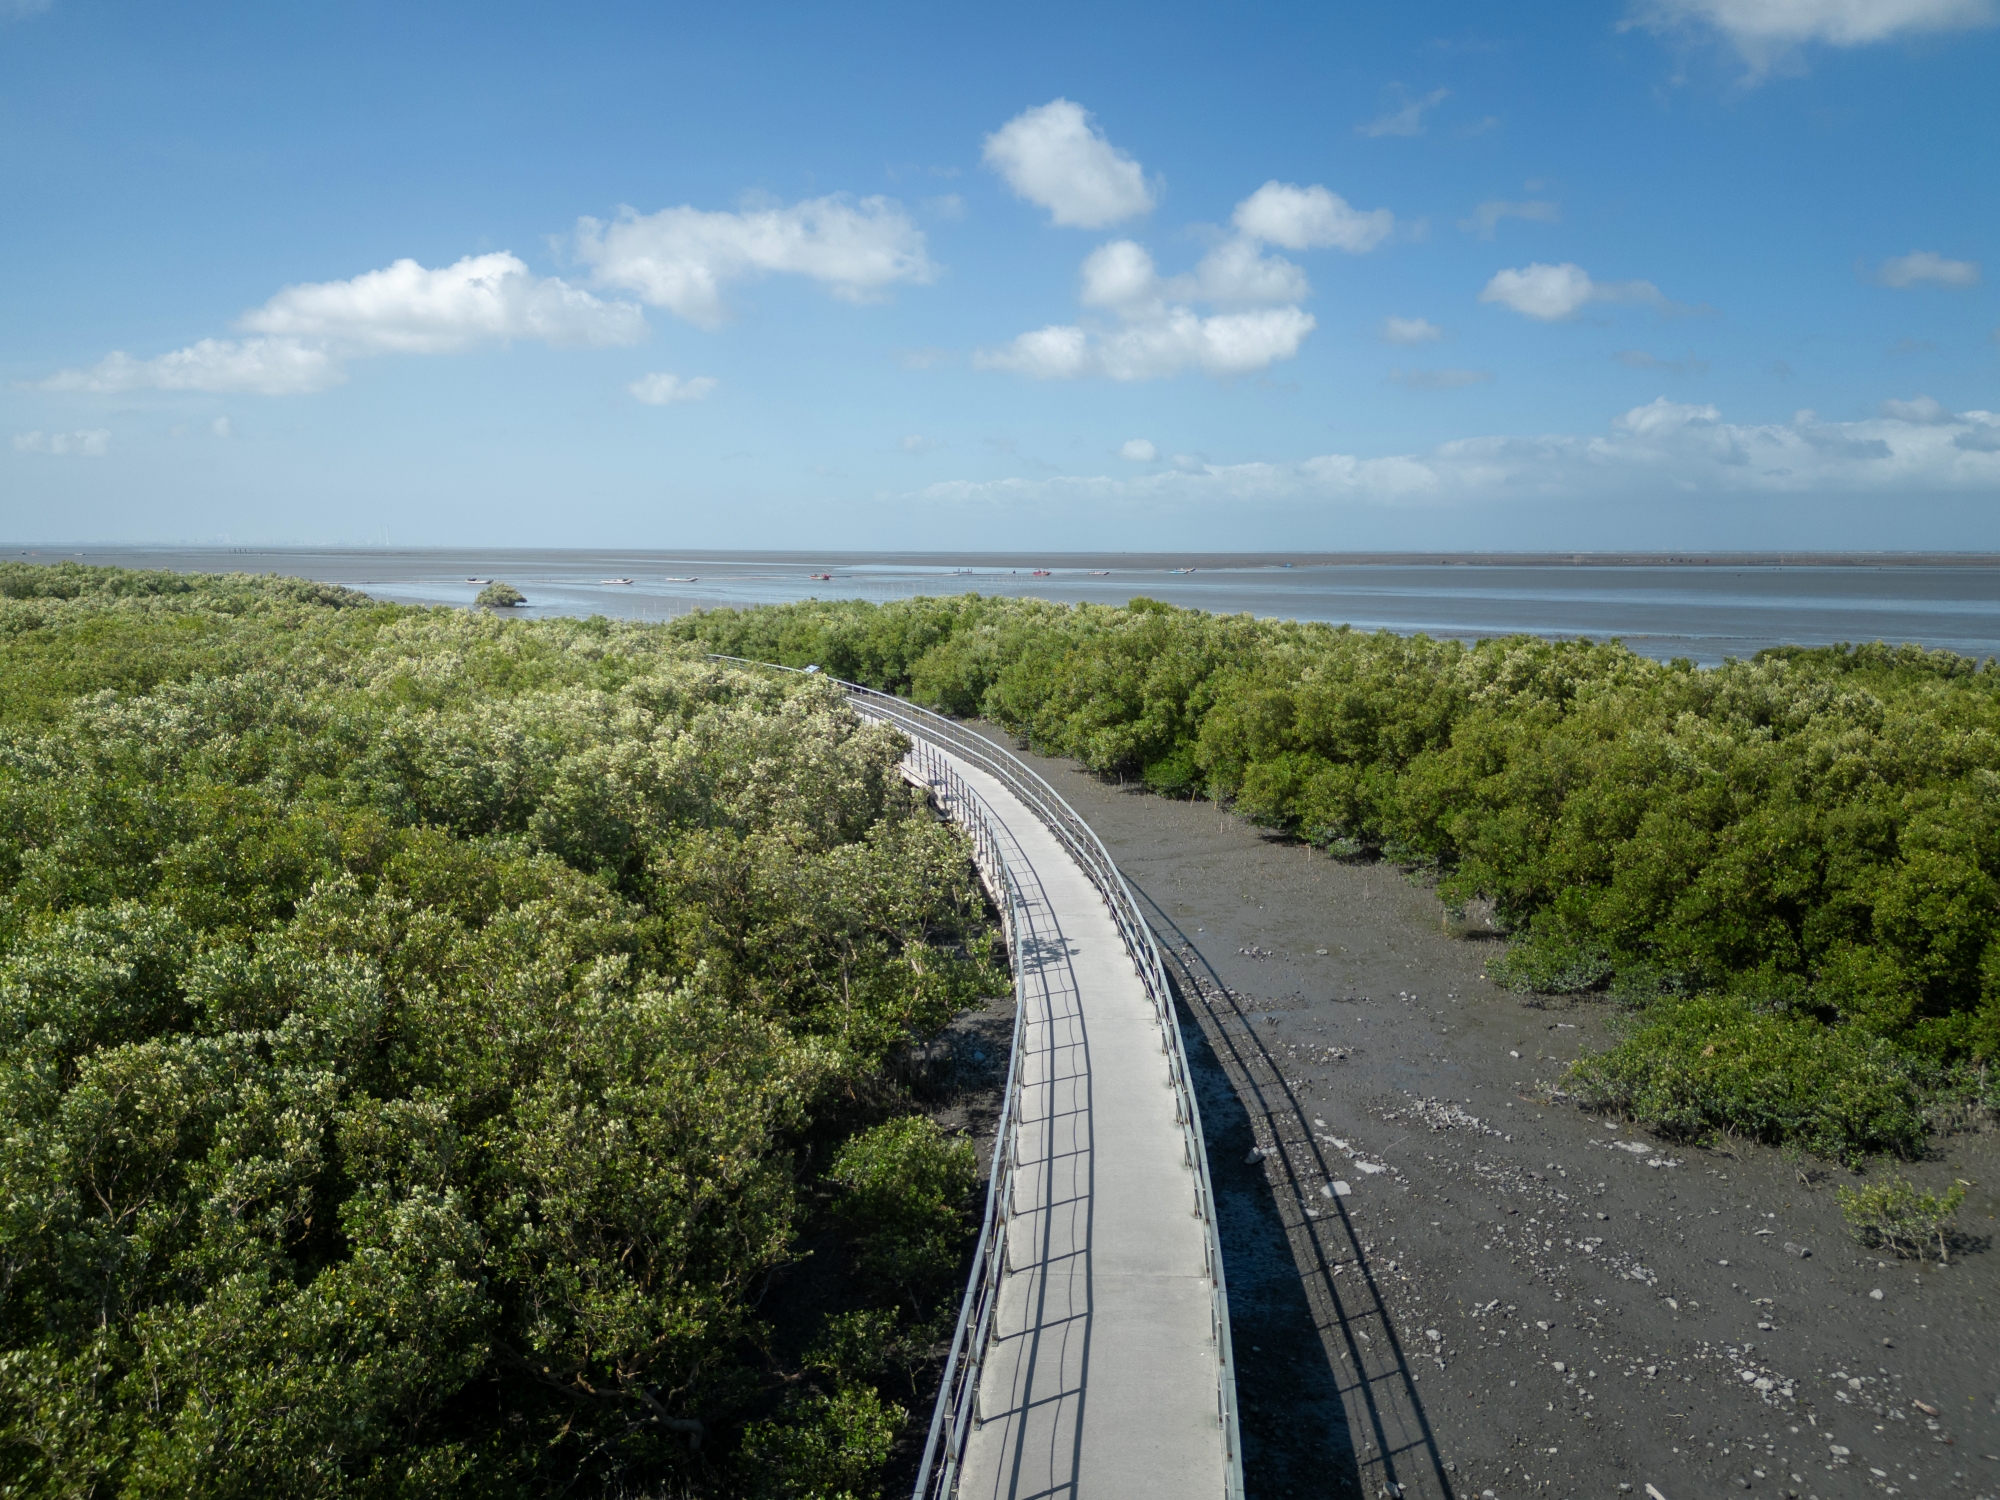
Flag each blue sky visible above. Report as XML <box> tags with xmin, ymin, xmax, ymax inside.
<box><xmin>4</xmin><ymin>0</ymin><xmax>1997</xmax><ymax>549</ymax></box>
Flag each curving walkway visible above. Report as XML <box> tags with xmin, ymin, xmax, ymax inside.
<box><xmin>917</xmin><ymin>742</ymin><xmax>1230</xmax><ymax>1500</ymax></box>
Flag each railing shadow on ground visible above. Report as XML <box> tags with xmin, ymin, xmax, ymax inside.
<box><xmin>1124</xmin><ymin>877</ymin><xmax>1456</xmax><ymax>1500</ymax></box>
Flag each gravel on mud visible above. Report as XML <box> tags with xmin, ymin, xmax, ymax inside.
<box><xmin>980</xmin><ymin>730</ymin><xmax>2000</xmax><ymax>1500</ymax></box>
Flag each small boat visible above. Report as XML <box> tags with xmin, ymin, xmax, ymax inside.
<box><xmin>1088</xmin><ymin>569</ymin><xmax>1110</xmax><ymax>576</ymax></box>
<box><xmin>810</xmin><ymin>572</ymin><xmax>833</xmax><ymax>581</ymax></box>
<box><xmin>1168</xmin><ymin>567</ymin><xmax>1194</xmax><ymax>574</ymax></box>
<box><xmin>664</xmin><ymin>576</ymin><xmax>699</xmax><ymax>583</ymax></box>
<box><xmin>600</xmin><ymin>577</ymin><xmax>635</xmax><ymax>585</ymax></box>
<box><xmin>1031</xmin><ymin>569</ymin><xmax>1052</xmax><ymax>577</ymax></box>
<box><xmin>466</xmin><ymin>576</ymin><xmax>488</xmax><ymax>583</ymax></box>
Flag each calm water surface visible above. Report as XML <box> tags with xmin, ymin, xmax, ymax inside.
<box><xmin>38</xmin><ymin>546</ymin><xmax>2000</xmax><ymax>667</ymax></box>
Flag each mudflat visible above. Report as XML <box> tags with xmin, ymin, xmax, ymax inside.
<box><xmin>985</xmin><ymin>728</ymin><xmax>2000</xmax><ymax>1500</ymax></box>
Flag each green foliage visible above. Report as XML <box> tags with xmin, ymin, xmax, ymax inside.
<box><xmin>1566</xmin><ymin>995</ymin><xmax>1927</xmax><ymax>1163</ymax></box>
<box><xmin>829</xmin><ymin>1116</ymin><xmax>977</xmax><ymax>1300</ymax></box>
<box><xmin>0</xmin><ymin>568</ymin><xmax>1000</xmax><ymax>1498</ymax></box>
<box><xmin>1836</xmin><ymin>1174</ymin><xmax>1968</xmax><ymax>1261</ymax></box>
<box><xmin>673</xmin><ymin>597</ymin><xmax>2000</xmax><ymax>1158</ymax></box>
<box><xmin>475</xmin><ymin>581</ymin><xmax>526</xmax><ymax>608</ymax></box>
<box><xmin>740</xmin><ymin>1383</ymin><xmax>905</xmax><ymax>1500</ymax></box>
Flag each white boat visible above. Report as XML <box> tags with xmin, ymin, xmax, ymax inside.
<box><xmin>600</xmin><ymin>577</ymin><xmax>635</xmax><ymax>585</ymax></box>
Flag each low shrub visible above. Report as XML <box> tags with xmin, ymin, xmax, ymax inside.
<box><xmin>1566</xmin><ymin>995</ymin><xmax>1928</xmax><ymax>1164</ymax></box>
<box><xmin>1836</xmin><ymin>1175</ymin><xmax>1969</xmax><ymax>1262</ymax></box>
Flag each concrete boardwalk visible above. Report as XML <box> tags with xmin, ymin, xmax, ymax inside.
<box><xmin>936</xmin><ymin>746</ymin><xmax>1227</xmax><ymax>1500</ymax></box>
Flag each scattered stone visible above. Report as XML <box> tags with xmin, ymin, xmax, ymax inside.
<box><xmin>1327</xmin><ymin>1180</ymin><xmax>1353</xmax><ymax>1197</ymax></box>
<box><xmin>1783</xmin><ymin>1242</ymin><xmax>1810</xmax><ymax>1258</ymax></box>
<box><xmin>1869</xmin><ymin>1288</ymin><xmax>1885</xmax><ymax>1300</ymax></box>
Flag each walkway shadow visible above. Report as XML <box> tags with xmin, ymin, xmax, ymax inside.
<box><xmin>1128</xmin><ymin>877</ymin><xmax>1453</xmax><ymax>1500</ymax></box>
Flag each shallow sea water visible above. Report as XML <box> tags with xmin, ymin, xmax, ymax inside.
<box><xmin>32</xmin><ymin>545</ymin><xmax>2000</xmax><ymax>666</ymax></box>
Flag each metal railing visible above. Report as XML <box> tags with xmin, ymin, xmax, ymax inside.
<box><xmin>895</xmin><ymin>739</ymin><xmax>1028</xmax><ymax>1500</ymax></box>
<box><xmin>706</xmin><ymin>657</ymin><xmax>1244</xmax><ymax>1500</ymax></box>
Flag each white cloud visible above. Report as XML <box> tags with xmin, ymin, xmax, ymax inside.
<box><xmin>983</xmin><ymin>99</ymin><xmax>1154</xmax><ymax>229</ymax></box>
<box><xmin>1179</xmin><ymin>237</ymin><xmax>1311</xmax><ymax>304</ymax></box>
<box><xmin>1879</xmin><ymin>393</ymin><xmax>1954</xmax><ymax>423</ymax></box>
<box><xmin>1630</xmin><ymin>0</ymin><xmax>1996</xmax><ymax>68</ymax></box>
<box><xmin>916</xmin><ymin>398</ymin><xmax>2000</xmax><ymax>506</ymax></box>
<box><xmin>1080</xmin><ymin>240</ymin><xmax>1163</xmax><ymax>309</ymax></box>
<box><xmin>1480</xmin><ymin>262</ymin><xmax>1667</xmax><ymax>321</ymax></box>
<box><xmin>1119</xmin><ymin>438</ymin><xmax>1158</xmax><ymax>462</ymax></box>
<box><xmin>211</xmin><ymin>416</ymin><xmax>232</xmax><ymax>439</ymax></box>
<box><xmin>239</xmin><ymin>252</ymin><xmax>642</xmax><ymax>354</ymax></box>
<box><xmin>4</xmin><ymin>0</ymin><xmax>52</xmax><ymax>17</ymax></box>
<box><xmin>978</xmin><ymin>306</ymin><xmax>1316</xmax><ymax>381</ymax></box>
<box><xmin>574</xmin><ymin>195</ymin><xmax>932</xmax><ymax>327</ymax></box>
<box><xmin>39</xmin><ymin>252</ymin><xmax>644</xmax><ymax>397</ymax></box>
<box><xmin>1390</xmin><ymin>367</ymin><xmax>1493</xmax><ymax>390</ymax></box>
<box><xmin>1383</xmin><ymin>316</ymin><xmax>1444</xmax><ymax>345</ymax></box>
<box><xmin>628</xmin><ymin>372</ymin><xmax>717</xmax><ymax>405</ymax></box>
<box><xmin>39</xmin><ymin>337</ymin><xmax>342</xmax><ymax>395</ymax></box>
<box><xmin>899</xmin><ymin>434</ymin><xmax>943</xmax><ymax>454</ymax></box>
<box><xmin>983</xmin><ymin>179</ymin><xmax>1389</xmax><ymax>383</ymax></box>
<box><xmin>1459</xmin><ymin>199</ymin><xmax>1561</xmax><ymax>240</ymax></box>
<box><xmin>1874</xmin><ymin>250</ymin><xmax>1981</xmax><ymax>288</ymax></box>
<box><xmin>1358</xmin><ymin>87</ymin><xmax>1450</xmax><ymax>138</ymax></box>
<box><xmin>13</xmin><ymin>429</ymin><xmax>109</xmax><ymax>456</ymax></box>
<box><xmin>1233</xmin><ymin>181</ymin><xmax>1394</xmax><ymax>253</ymax></box>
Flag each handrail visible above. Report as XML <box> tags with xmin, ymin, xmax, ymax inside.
<box><xmin>895</xmin><ymin>741</ymin><xmax>1026</xmax><ymax>1500</ymax></box>
<box><xmin>705</xmin><ymin>657</ymin><xmax>1244</xmax><ymax>1500</ymax></box>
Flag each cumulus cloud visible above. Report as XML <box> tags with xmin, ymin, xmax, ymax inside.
<box><xmin>1873</xmin><ymin>250</ymin><xmax>1981</xmax><ymax>288</ymax></box>
<box><xmin>575</xmin><ymin>195</ymin><xmax>932</xmax><ymax>327</ymax></box>
<box><xmin>983</xmin><ymin>99</ymin><xmax>1154</xmax><ymax>228</ymax></box>
<box><xmin>211</xmin><ymin>417</ymin><xmax>232</xmax><ymax>438</ymax></box>
<box><xmin>1459</xmin><ymin>199</ymin><xmax>1561</xmax><ymax>240</ymax></box>
<box><xmin>40</xmin><ymin>338</ymin><xmax>343</xmax><ymax>396</ymax></box>
<box><xmin>1233</xmin><ymin>181</ymin><xmax>1394</xmax><ymax>253</ymax></box>
<box><xmin>13</xmin><ymin>429</ymin><xmax>109</xmax><ymax>457</ymax></box>
<box><xmin>1879</xmin><ymin>393</ymin><xmax>1954</xmax><ymax>423</ymax></box>
<box><xmin>978</xmin><ymin>306</ymin><xmax>1316</xmax><ymax>381</ymax></box>
<box><xmin>981</xmin><ymin>179</ymin><xmax>1391</xmax><ymax>381</ymax></box>
<box><xmin>628</xmin><ymin>372</ymin><xmax>717</xmax><ymax>405</ymax></box>
<box><xmin>915</xmin><ymin>397</ymin><xmax>2000</xmax><ymax>507</ymax></box>
<box><xmin>241</xmin><ymin>253</ymin><xmax>643</xmax><ymax>353</ymax></box>
<box><xmin>39</xmin><ymin>252</ymin><xmax>643</xmax><ymax>396</ymax></box>
<box><xmin>1358</xmin><ymin>87</ymin><xmax>1450</xmax><ymax>138</ymax></box>
<box><xmin>1629</xmin><ymin>0</ymin><xmax>1996</xmax><ymax>69</ymax></box>
<box><xmin>1390</xmin><ymin>367</ymin><xmax>1493</xmax><ymax>390</ymax></box>
<box><xmin>1383</xmin><ymin>316</ymin><xmax>1444</xmax><ymax>344</ymax></box>
<box><xmin>1119</xmin><ymin>438</ymin><xmax>1158</xmax><ymax>461</ymax></box>
<box><xmin>1480</xmin><ymin>262</ymin><xmax>1668</xmax><ymax>321</ymax></box>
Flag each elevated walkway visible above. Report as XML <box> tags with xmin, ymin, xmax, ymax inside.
<box><xmin>702</xmin><ymin>659</ymin><xmax>1241</xmax><ymax>1500</ymax></box>
<box><xmin>946</xmin><ymin>745</ymin><xmax>1224</xmax><ymax>1500</ymax></box>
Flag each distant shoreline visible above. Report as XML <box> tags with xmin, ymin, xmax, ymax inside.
<box><xmin>8</xmin><ymin>545</ymin><xmax>2000</xmax><ymax>570</ymax></box>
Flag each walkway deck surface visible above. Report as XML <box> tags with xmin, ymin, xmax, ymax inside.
<box><xmin>934</xmin><ymin>745</ymin><xmax>1228</xmax><ymax>1500</ymax></box>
